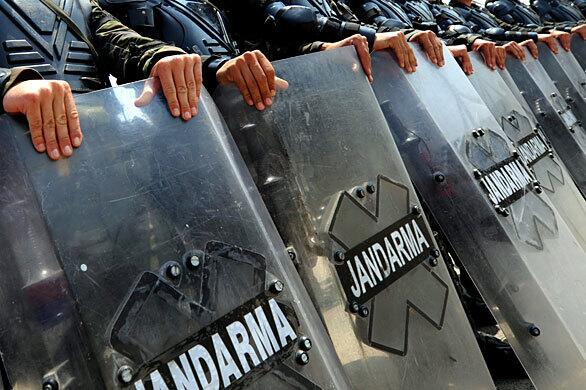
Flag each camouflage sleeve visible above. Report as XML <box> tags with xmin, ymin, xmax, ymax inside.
<box><xmin>88</xmin><ymin>0</ymin><xmax>186</xmax><ymax>83</ymax></box>
<box><xmin>0</xmin><ymin>67</ymin><xmax>43</xmax><ymax>115</ymax></box>
<box><xmin>440</xmin><ymin>31</ymin><xmax>482</xmax><ymax>48</ymax></box>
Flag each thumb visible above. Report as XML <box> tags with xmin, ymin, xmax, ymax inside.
<box><xmin>135</xmin><ymin>78</ymin><xmax>160</xmax><ymax>107</ymax></box>
<box><xmin>275</xmin><ymin>77</ymin><xmax>289</xmax><ymax>91</ymax></box>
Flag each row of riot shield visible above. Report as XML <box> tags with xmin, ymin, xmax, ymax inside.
<box><xmin>371</xmin><ymin>43</ymin><xmax>586</xmax><ymax>389</ymax></box>
<box><xmin>0</xmin><ymin>48</ymin><xmax>495</xmax><ymax>389</ymax></box>
<box><xmin>4</xmin><ymin>41</ymin><xmax>586</xmax><ymax>390</ymax></box>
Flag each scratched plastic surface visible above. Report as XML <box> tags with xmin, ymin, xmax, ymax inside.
<box><xmin>373</xmin><ymin>45</ymin><xmax>586</xmax><ymax>389</ymax></box>
<box><xmin>214</xmin><ymin>47</ymin><xmax>494</xmax><ymax>389</ymax></box>
<box><xmin>570</xmin><ymin>34</ymin><xmax>586</xmax><ymax>69</ymax></box>
<box><xmin>468</xmin><ymin>51</ymin><xmax>586</xmax><ymax>250</ymax></box>
<box><xmin>506</xmin><ymin>46</ymin><xmax>586</xmax><ymax>195</ymax></box>
<box><xmin>0</xmin><ymin>83</ymin><xmax>350</xmax><ymax>389</ymax></box>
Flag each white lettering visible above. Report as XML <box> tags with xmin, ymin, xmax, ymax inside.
<box><xmin>212</xmin><ymin>333</ymin><xmax>242</xmax><ymax>387</ymax></box>
<box><xmin>227</xmin><ymin>321</ymin><xmax>261</xmax><ymax>374</ymax></box>
<box><xmin>189</xmin><ymin>344</ymin><xmax>220</xmax><ymax>390</ymax></box>
<box><xmin>168</xmin><ymin>354</ymin><xmax>198</xmax><ymax>389</ymax></box>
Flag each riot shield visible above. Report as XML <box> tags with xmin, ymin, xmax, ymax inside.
<box><xmin>505</xmin><ymin>47</ymin><xmax>586</xmax><ymax>195</ymax></box>
<box><xmin>0</xmin><ymin>83</ymin><xmax>350</xmax><ymax>389</ymax></box>
<box><xmin>570</xmin><ymin>34</ymin><xmax>586</xmax><ymax>69</ymax></box>
<box><xmin>467</xmin><ymin>51</ymin><xmax>586</xmax><ymax>249</ymax></box>
<box><xmin>213</xmin><ymin>47</ymin><xmax>494</xmax><ymax>389</ymax></box>
<box><xmin>538</xmin><ymin>43</ymin><xmax>586</xmax><ymax>112</ymax></box>
<box><xmin>372</xmin><ymin>44</ymin><xmax>586</xmax><ymax>389</ymax></box>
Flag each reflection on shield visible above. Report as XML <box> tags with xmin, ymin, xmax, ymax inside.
<box><xmin>0</xmin><ymin>83</ymin><xmax>348</xmax><ymax>389</ymax></box>
<box><xmin>372</xmin><ymin>44</ymin><xmax>586</xmax><ymax>389</ymax></box>
<box><xmin>215</xmin><ymin>47</ymin><xmax>493</xmax><ymax>389</ymax></box>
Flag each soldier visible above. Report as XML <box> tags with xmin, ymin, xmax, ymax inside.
<box><xmin>350</xmin><ymin>0</ymin><xmax>501</xmax><ymax>73</ymax></box>
<box><xmin>100</xmin><ymin>0</ymin><xmax>374</xmax><ymax>107</ymax></box>
<box><xmin>214</xmin><ymin>0</ymin><xmax>447</xmax><ymax>73</ymax></box>
<box><xmin>0</xmin><ymin>0</ymin><xmax>205</xmax><ymax>161</ymax></box>
<box><xmin>448</xmin><ymin>0</ymin><xmax>578</xmax><ymax>54</ymax></box>
<box><xmin>485</xmin><ymin>0</ymin><xmax>586</xmax><ymax>43</ymax></box>
<box><xmin>531</xmin><ymin>0</ymin><xmax>586</xmax><ymax>23</ymax></box>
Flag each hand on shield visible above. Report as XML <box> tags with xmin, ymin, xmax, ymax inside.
<box><xmin>471</xmin><ymin>39</ymin><xmax>497</xmax><ymax>70</ymax></box>
<box><xmin>502</xmin><ymin>41</ymin><xmax>526</xmax><ymax>61</ymax></box>
<box><xmin>538</xmin><ymin>34</ymin><xmax>559</xmax><ymax>54</ymax></box>
<box><xmin>448</xmin><ymin>45</ymin><xmax>474</xmax><ymax>75</ymax></box>
<box><xmin>322</xmin><ymin>34</ymin><xmax>373</xmax><ymax>82</ymax></box>
<box><xmin>373</xmin><ymin>31</ymin><xmax>417</xmax><ymax>73</ymax></box>
<box><xmin>135</xmin><ymin>54</ymin><xmax>203</xmax><ymax>121</ymax></box>
<box><xmin>408</xmin><ymin>31</ymin><xmax>445</xmax><ymax>67</ymax></box>
<box><xmin>216</xmin><ymin>51</ymin><xmax>289</xmax><ymax>111</ymax></box>
<box><xmin>550</xmin><ymin>30</ymin><xmax>571</xmax><ymax>51</ymax></box>
<box><xmin>496</xmin><ymin>46</ymin><xmax>506</xmax><ymax>69</ymax></box>
<box><xmin>571</xmin><ymin>24</ymin><xmax>586</xmax><ymax>40</ymax></box>
<box><xmin>3</xmin><ymin>79</ymin><xmax>82</xmax><ymax>161</ymax></box>
<box><xmin>520</xmin><ymin>39</ymin><xmax>539</xmax><ymax>59</ymax></box>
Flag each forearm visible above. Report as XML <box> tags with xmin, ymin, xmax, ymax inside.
<box><xmin>88</xmin><ymin>0</ymin><xmax>186</xmax><ymax>83</ymax></box>
<box><xmin>0</xmin><ymin>67</ymin><xmax>42</xmax><ymax>115</ymax></box>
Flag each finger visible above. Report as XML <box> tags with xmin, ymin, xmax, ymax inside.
<box><xmin>40</xmin><ymin>90</ymin><xmax>59</xmax><ymax>160</ymax></box>
<box><xmin>354</xmin><ymin>37</ymin><xmax>373</xmax><ymax>81</ymax></box>
<box><xmin>135</xmin><ymin>78</ymin><xmax>160</xmax><ymax>107</ymax></box>
<box><xmin>405</xmin><ymin>41</ymin><xmax>417</xmax><ymax>72</ymax></box>
<box><xmin>463</xmin><ymin>53</ymin><xmax>473</xmax><ymax>74</ymax></box>
<box><xmin>231</xmin><ymin>65</ymin><xmax>254</xmax><ymax>106</ymax></box>
<box><xmin>275</xmin><ymin>77</ymin><xmax>289</xmax><ymax>90</ymax></box>
<box><xmin>563</xmin><ymin>37</ymin><xmax>571</xmax><ymax>51</ymax></box>
<box><xmin>64</xmin><ymin>87</ymin><xmax>82</xmax><ymax>148</ymax></box>
<box><xmin>391</xmin><ymin>38</ymin><xmax>406</xmax><ymax>69</ymax></box>
<box><xmin>183</xmin><ymin>56</ymin><xmax>198</xmax><ymax>117</ymax></box>
<box><xmin>435</xmin><ymin>38</ymin><xmax>445</xmax><ymax>66</ymax></box>
<box><xmin>240</xmin><ymin>60</ymin><xmax>264</xmax><ymax>110</ymax></box>
<box><xmin>419</xmin><ymin>34</ymin><xmax>437</xmax><ymax>65</ymax></box>
<box><xmin>25</xmin><ymin>102</ymin><xmax>45</xmax><ymax>153</ymax></box>
<box><xmin>483</xmin><ymin>46</ymin><xmax>495</xmax><ymax>69</ymax></box>
<box><xmin>159</xmin><ymin>66</ymin><xmax>181</xmax><ymax>117</ymax></box>
<box><xmin>193</xmin><ymin>55</ymin><xmax>202</xmax><ymax>100</ymax></box>
<box><xmin>245</xmin><ymin>52</ymin><xmax>272</xmax><ymax>106</ymax></box>
<box><xmin>171</xmin><ymin>61</ymin><xmax>191</xmax><ymax>121</ymax></box>
<box><xmin>255</xmin><ymin>51</ymin><xmax>276</xmax><ymax>96</ymax></box>
<box><xmin>548</xmin><ymin>39</ymin><xmax>559</xmax><ymax>54</ymax></box>
<box><xmin>52</xmin><ymin>85</ymin><xmax>73</xmax><ymax>157</ymax></box>
<box><xmin>528</xmin><ymin>43</ymin><xmax>538</xmax><ymax>59</ymax></box>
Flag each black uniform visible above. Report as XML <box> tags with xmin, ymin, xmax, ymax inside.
<box><xmin>447</xmin><ymin>0</ymin><xmax>542</xmax><ymax>42</ymax></box>
<box><xmin>484</xmin><ymin>0</ymin><xmax>582</xmax><ymax>31</ymax></box>
<box><xmin>532</xmin><ymin>0</ymin><xmax>585</xmax><ymax>22</ymax></box>
<box><xmin>0</xmin><ymin>0</ymin><xmax>185</xmax><ymax>111</ymax></box>
<box><xmin>352</xmin><ymin>0</ymin><xmax>483</xmax><ymax>47</ymax></box>
<box><xmin>216</xmin><ymin>0</ymin><xmax>415</xmax><ymax>60</ymax></box>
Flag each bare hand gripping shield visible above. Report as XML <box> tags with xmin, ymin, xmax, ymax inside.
<box><xmin>372</xmin><ymin>44</ymin><xmax>586</xmax><ymax>390</ymax></box>
<box><xmin>214</xmin><ymin>47</ymin><xmax>494</xmax><ymax>390</ymax></box>
<box><xmin>0</xmin><ymin>83</ymin><xmax>349</xmax><ymax>389</ymax></box>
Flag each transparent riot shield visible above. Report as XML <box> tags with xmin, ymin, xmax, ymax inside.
<box><xmin>0</xmin><ymin>82</ymin><xmax>350</xmax><ymax>389</ymax></box>
<box><xmin>213</xmin><ymin>47</ymin><xmax>494</xmax><ymax>389</ymax></box>
<box><xmin>372</xmin><ymin>44</ymin><xmax>586</xmax><ymax>389</ymax></box>
<box><xmin>505</xmin><ymin>47</ymin><xmax>586</xmax><ymax>195</ymax></box>
<box><xmin>570</xmin><ymin>34</ymin><xmax>586</xmax><ymax>69</ymax></box>
<box><xmin>538</xmin><ymin>43</ymin><xmax>586</xmax><ymax>113</ymax></box>
<box><xmin>467</xmin><ymin>52</ymin><xmax>586</xmax><ymax>249</ymax></box>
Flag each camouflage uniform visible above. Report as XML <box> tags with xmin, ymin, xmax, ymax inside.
<box><xmin>0</xmin><ymin>0</ymin><xmax>185</xmax><ymax>113</ymax></box>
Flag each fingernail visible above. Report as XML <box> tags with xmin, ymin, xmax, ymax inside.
<box><xmin>64</xmin><ymin>146</ymin><xmax>72</xmax><ymax>156</ymax></box>
<box><xmin>50</xmin><ymin>149</ymin><xmax>60</xmax><ymax>160</ymax></box>
<box><xmin>73</xmin><ymin>137</ymin><xmax>81</xmax><ymax>147</ymax></box>
<box><xmin>172</xmin><ymin>108</ymin><xmax>180</xmax><ymax>117</ymax></box>
<box><xmin>256</xmin><ymin>102</ymin><xmax>265</xmax><ymax>111</ymax></box>
<box><xmin>37</xmin><ymin>143</ymin><xmax>46</xmax><ymax>152</ymax></box>
<box><xmin>265</xmin><ymin>98</ymin><xmax>272</xmax><ymax>106</ymax></box>
<box><xmin>183</xmin><ymin>111</ymin><xmax>191</xmax><ymax>120</ymax></box>
<box><xmin>191</xmin><ymin>107</ymin><xmax>197</xmax><ymax>116</ymax></box>
<box><xmin>271</xmin><ymin>90</ymin><xmax>276</xmax><ymax>96</ymax></box>
<box><xmin>246</xmin><ymin>99</ymin><xmax>254</xmax><ymax>106</ymax></box>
